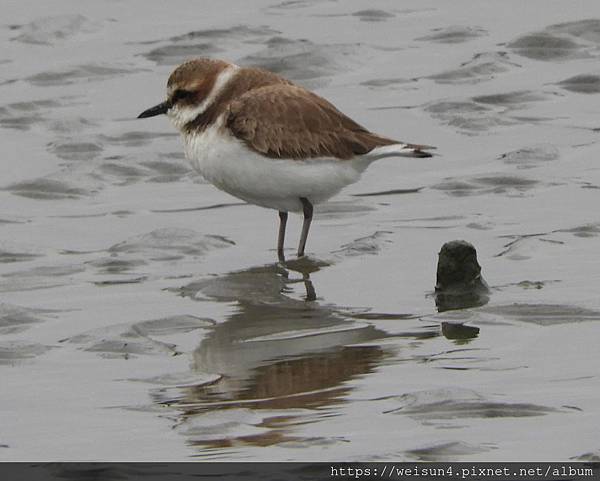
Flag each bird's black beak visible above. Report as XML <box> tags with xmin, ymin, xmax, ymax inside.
<box><xmin>137</xmin><ymin>101</ymin><xmax>170</xmax><ymax>119</ymax></box>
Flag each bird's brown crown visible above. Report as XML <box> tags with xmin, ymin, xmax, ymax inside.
<box><xmin>166</xmin><ymin>58</ymin><xmax>231</xmax><ymax>106</ymax></box>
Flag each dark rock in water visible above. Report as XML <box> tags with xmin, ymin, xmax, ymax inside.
<box><xmin>436</xmin><ymin>240</ymin><xmax>487</xmax><ymax>290</ymax></box>
<box><xmin>435</xmin><ymin>240</ymin><xmax>490</xmax><ymax>311</ymax></box>
<box><xmin>441</xmin><ymin>322</ymin><xmax>480</xmax><ymax>341</ymax></box>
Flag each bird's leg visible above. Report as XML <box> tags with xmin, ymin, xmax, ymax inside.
<box><xmin>297</xmin><ymin>197</ymin><xmax>313</xmax><ymax>257</ymax></box>
<box><xmin>277</xmin><ymin>211</ymin><xmax>288</xmax><ymax>262</ymax></box>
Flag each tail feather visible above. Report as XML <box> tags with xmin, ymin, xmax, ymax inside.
<box><xmin>367</xmin><ymin>143</ymin><xmax>436</xmax><ymax>160</ymax></box>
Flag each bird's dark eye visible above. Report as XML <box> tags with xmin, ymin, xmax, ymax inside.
<box><xmin>172</xmin><ymin>89</ymin><xmax>193</xmax><ymax>103</ymax></box>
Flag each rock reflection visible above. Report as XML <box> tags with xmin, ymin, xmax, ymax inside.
<box><xmin>168</xmin><ymin>258</ymin><xmax>391</xmax><ymax>449</ymax></box>
<box><xmin>441</xmin><ymin>322</ymin><xmax>480</xmax><ymax>342</ymax></box>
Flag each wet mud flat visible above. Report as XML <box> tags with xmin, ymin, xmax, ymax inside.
<box><xmin>2</xmin><ymin>0</ymin><xmax>600</xmax><ymax>461</ymax></box>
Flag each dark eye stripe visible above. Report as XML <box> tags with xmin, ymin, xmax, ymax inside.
<box><xmin>172</xmin><ymin>89</ymin><xmax>193</xmax><ymax>102</ymax></box>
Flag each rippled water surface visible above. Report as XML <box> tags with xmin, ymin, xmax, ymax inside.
<box><xmin>2</xmin><ymin>0</ymin><xmax>600</xmax><ymax>461</ymax></box>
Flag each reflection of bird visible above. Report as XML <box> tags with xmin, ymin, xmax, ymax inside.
<box><xmin>138</xmin><ymin>58</ymin><xmax>434</xmax><ymax>258</ymax></box>
<box><xmin>178</xmin><ymin>259</ymin><xmax>389</xmax><ymax>414</ymax></box>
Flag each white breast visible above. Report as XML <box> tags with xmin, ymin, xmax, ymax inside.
<box><xmin>183</xmin><ymin>117</ymin><xmax>367</xmax><ymax>213</ymax></box>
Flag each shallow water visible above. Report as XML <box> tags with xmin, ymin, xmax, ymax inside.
<box><xmin>1</xmin><ymin>0</ymin><xmax>600</xmax><ymax>461</ymax></box>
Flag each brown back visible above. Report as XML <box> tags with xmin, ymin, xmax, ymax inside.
<box><xmin>226</xmin><ymin>83</ymin><xmax>399</xmax><ymax>160</ymax></box>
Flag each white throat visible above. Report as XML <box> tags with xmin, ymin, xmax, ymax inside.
<box><xmin>167</xmin><ymin>64</ymin><xmax>240</xmax><ymax>131</ymax></box>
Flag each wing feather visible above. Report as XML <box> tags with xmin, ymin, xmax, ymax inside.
<box><xmin>226</xmin><ymin>84</ymin><xmax>400</xmax><ymax>160</ymax></box>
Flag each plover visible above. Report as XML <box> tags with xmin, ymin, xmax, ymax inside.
<box><xmin>138</xmin><ymin>58</ymin><xmax>434</xmax><ymax>259</ymax></box>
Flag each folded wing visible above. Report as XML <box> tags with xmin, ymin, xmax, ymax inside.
<box><xmin>226</xmin><ymin>84</ymin><xmax>433</xmax><ymax>160</ymax></box>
